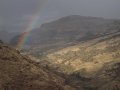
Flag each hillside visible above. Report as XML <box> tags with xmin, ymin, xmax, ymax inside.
<box><xmin>10</xmin><ymin>15</ymin><xmax>120</xmax><ymax>52</ymax></box>
<box><xmin>38</xmin><ymin>31</ymin><xmax>120</xmax><ymax>90</ymax></box>
<box><xmin>45</xmin><ymin>31</ymin><xmax>120</xmax><ymax>73</ymax></box>
<box><xmin>0</xmin><ymin>41</ymin><xmax>75</xmax><ymax>90</ymax></box>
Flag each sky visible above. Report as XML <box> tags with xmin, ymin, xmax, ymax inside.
<box><xmin>0</xmin><ymin>0</ymin><xmax>120</xmax><ymax>32</ymax></box>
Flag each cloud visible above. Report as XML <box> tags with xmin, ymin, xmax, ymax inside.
<box><xmin>0</xmin><ymin>0</ymin><xmax>120</xmax><ymax>32</ymax></box>
<box><xmin>0</xmin><ymin>0</ymin><xmax>47</xmax><ymax>31</ymax></box>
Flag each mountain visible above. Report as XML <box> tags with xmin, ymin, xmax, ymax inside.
<box><xmin>1</xmin><ymin>33</ymin><xmax>120</xmax><ymax>90</ymax></box>
<box><xmin>10</xmin><ymin>15</ymin><xmax>120</xmax><ymax>52</ymax></box>
<box><xmin>1</xmin><ymin>15</ymin><xmax>120</xmax><ymax>90</ymax></box>
<box><xmin>36</xmin><ymin>31</ymin><xmax>120</xmax><ymax>90</ymax></box>
<box><xmin>0</xmin><ymin>41</ymin><xmax>75</xmax><ymax>90</ymax></box>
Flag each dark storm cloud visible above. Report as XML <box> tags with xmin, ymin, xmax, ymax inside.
<box><xmin>0</xmin><ymin>0</ymin><xmax>46</xmax><ymax>31</ymax></box>
<box><xmin>41</xmin><ymin>0</ymin><xmax>120</xmax><ymax>21</ymax></box>
<box><xmin>0</xmin><ymin>0</ymin><xmax>120</xmax><ymax>32</ymax></box>
<box><xmin>0</xmin><ymin>0</ymin><xmax>44</xmax><ymax>17</ymax></box>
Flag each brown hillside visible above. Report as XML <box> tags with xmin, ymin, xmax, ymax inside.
<box><xmin>0</xmin><ymin>41</ymin><xmax>75</xmax><ymax>90</ymax></box>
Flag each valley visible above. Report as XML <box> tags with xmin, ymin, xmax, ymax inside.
<box><xmin>1</xmin><ymin>15</ymin><xmax>120</xmax><ymax>90</ymax></box>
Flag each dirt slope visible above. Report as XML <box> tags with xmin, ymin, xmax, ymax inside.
<box><xmin>39</xmin><ymin>32</ymin><xmax>120</xmax><ymax>90</ymax></box>
<box><xmin>0</xmin><ymin>41</ymin><xmax>75</xmax><ymax>90</ymax></box>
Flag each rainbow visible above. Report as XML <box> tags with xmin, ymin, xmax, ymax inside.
<box><xmin>16</xmin><ymin>14</ymin><xmax>40</xmax><ymax>50</ymax></box>
<box><xmin>16</xmin><ymin>1</ymin><xmax>47</xmax><ymax>50</ymax></box>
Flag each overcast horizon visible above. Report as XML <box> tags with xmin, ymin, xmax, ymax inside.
<box><xmin>0</xmin><ymin>0</ymin><xmax>120</xmax><ymax>32</ymax></box>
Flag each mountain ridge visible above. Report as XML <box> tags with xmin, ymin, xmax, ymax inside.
<box><xmin>10</xmin><ymin>15</ymin><xmax>120</xmax><ymax>52</ymax></box>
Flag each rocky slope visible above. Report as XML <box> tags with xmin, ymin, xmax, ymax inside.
<box><xmin>45</xmin><ymin>31</ymin><xmax>120</xmax><ymax>74</ymax></box>
<box><xmin>38</xmin><ymin>31</ymin><xmax>120</xmax><ymax>90</ymax></box>
<box><xmin>0</xmin><ymin>41</ymin><xmax>75</xmax><ymax>90</ymax></box>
